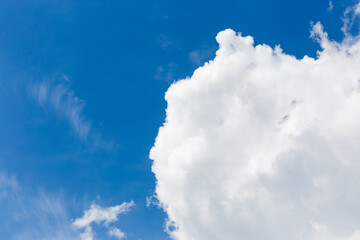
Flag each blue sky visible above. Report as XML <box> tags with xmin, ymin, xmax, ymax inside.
<box><xmin>0</xmin><ymin>0</ymin><xmax>359</xmax><ymax>239</ymax></box>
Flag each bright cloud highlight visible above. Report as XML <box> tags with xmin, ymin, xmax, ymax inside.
<box><xmin>150</xmin><ymin>11</ymin><xmax>360</xmax><ymax>240</ymax></box>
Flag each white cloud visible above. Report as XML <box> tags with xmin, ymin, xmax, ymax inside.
<box><xmin>30</xmin><ymin>77</ymin><xmax>91</xmax><ymax>140</ymax></box>
<box><xmin>29</xmin><ymin>76</ymin><xmax>114</xmax><ymax>149</ymax></box>
<box><xmin>12</xmin><ymin>191</ymin><xmax>78</xmax><ymax>240</ymax></box>
<box><xmin>342</xmin><ymin>1</ymin><xmax>360</xmax><ymax>36</ymax></box>
<box><xmin>72</xmin><ymin>201</ymin><xmax>134</xmax><ymax>240</ymax></box>
<box><xmin>328</xmin><ymin>1</ymin><xmax>333</xmax><ymax>12</ymax></box>
<box><xmin>0</xmin><ymin>176</ymin><xmax>78</xmax><ymax>240</ymax></box>
<box><xmin>0</xmin><ymin>171</ymin><xmax>132</xmax><ymax>240</ymax></box>
<box><xmin>78</xmin><ymin>226</ymin><xmax>93</xmax><ymax>240</ymax></box>
<box><xmin>108</xmin><ymin>227</ymin><xmax>125</xmax><ymax>239</ymax></box>
<box><xmin>150</xmin><ymin>8</ymin><xmax>360</xmax><ymax>240</ymax></box>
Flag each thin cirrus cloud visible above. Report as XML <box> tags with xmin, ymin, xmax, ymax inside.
<box><xmin>328</xmin><ymin>1</ymin><xmax>333</xmax><ymax>12</ymax></box>
<box><xmin>72</xmin><ymin>201</ymin><xmax>134</xmax><ymax>240</ymax></box>
<box><xmin>29</xmin><ymin>76</ymin><xmax>114</xmax><ymax>149</ymax></box>
<box><xmin>0</xmin><ymin>172</ymin><xmax>78</xmax><ymax>240</ymax></box>
<box><xmin>0</xmin><ymin>171</ymin><xmax>133</xmax><ymax>240</ymax></box>
<box><xmin>342</xmin><ymin>1</ymin><xmax>360</xmax><ymax>35</ymax></box>
<box><xmin>0</xmin><ymin>172</ymin><xmax>18</xmax><ymax>200</ymax></box>
<box><xmin>150</xmin><ymin>2</ymin><xmax>360</xmax><ymax>240</ymax></box>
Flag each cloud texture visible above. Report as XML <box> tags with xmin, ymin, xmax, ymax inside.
<box><xmin>0</xmin><ymin>170</ymin><xmax>132</xmax><ymax>240</ymax></box>
<box><xmin>150</xmin><ymin>21</ymin><xmax>360</xmax><ymax>240</ymax></box>
<box><xmin>72</xmin><ymin>201</ymin><xmax>134</xmax><ymax>240</ymax></box>
<box><xmin>31</xmin><ymin>76</ymin><xmax>91</xmax><ymax>140</ymax></box>
<box><xmin>29</xmin><ymin>76</ymin><xmax>114</xmax><ymax>149</ymax></box>
<box><xmin>0</xmin><ymin>173</ymin><xmax>78</xmax><ymax>240</ymax></box>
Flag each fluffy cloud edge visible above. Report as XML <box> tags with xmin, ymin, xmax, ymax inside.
<box><xmin>150</xmin><ymin>4</ymin><xmax>360</xmax><ymax>240</ymax></box>
<box><xmin>72</xmin><ymin>200</ymin><xmax>134</xmax><ymax>240</ymax></box>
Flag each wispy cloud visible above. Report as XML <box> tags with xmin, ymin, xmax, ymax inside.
<box><xmin>154</xmin><ymin>62</ymin><xmax>180</xmax><ymax>83</ymax></box>
<box><xmin>0</xmin><ymin>172</ymin><xmax>77</xmax><ymax>240</ymax></box>
<box><xmin>157</xmin><ymin>34</ymin><xmax>173</xmax><ymax>50</ymax></box>
<box><xmin>0</xmin><ymin>172</ymin><xmax>19</xmax><ymax>200</ymax></box>
<box><xmin>29</xmin><ymin>75</ymin><xmax>114</xmax><ymax>150</ymax></box>
<box><xmin>30</xmin><ymin>76</ymin><xmax>91</xmax><ymax>140</ymax></box>
<box><xmin>328</xmin><ymin>1</ymin><xmax>333</xmax><ymax>12</ymax></box>
<box><xmin>12</xmin><ymin>192</ymin><xmax>78</xmax><ymax>240</ymax></box>
<box><xmin>0</xmin><ymin>170</ymin><xmax>134</xmax><ymax>240</ymax></box>
<box><xmin>72</xmin><ymin>201</ymin><xmax>134</xmax><ymax>240</ymax></box>
<box><xmin>342</xmin><ymin>0</ymin><xmax>360</xmax><ymax>36</ymax></box>
<box><xmin>188</xmin><ymin>47</ymin><xmax>216</xmax><ymax>66</ymax></box>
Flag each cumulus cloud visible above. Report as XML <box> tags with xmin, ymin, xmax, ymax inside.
<box><xmin>150</xmin><ymin>7</ymin><xmax>360</xmax><ymax>240</ymax></box>
<box><xmin>72</xmin><ymin>201</ymin><xmax>134</xmax><ymax>240</ymax></box>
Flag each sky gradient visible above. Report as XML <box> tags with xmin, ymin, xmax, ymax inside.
<box><xmin>1</xmin><ymin>0</ymin><xmax>359</xmax><ymax>239</ymax></box>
